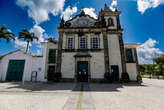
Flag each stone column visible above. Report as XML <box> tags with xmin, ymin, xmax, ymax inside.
<box><xmin>75</xmin><ymin>34</ymin><xmax>78</xmax><ymax>50</ymax></box>
<box><xmin>119</xmin><ymin>33</ymin><xmax>127</xmax><ymax>73</ymax></box>
<box><xmin>88</xmin><ymin>34</ymin><xmax>91</xmax><ymax>49</ymax></box>
<box><xmin>103</xmin><ymin>32</ymin><xmax>110</xmax><ymax>73</ymax></box>
<box><xmin>56</xmin><ymin>31</ymin><xmax>63</xmax><ymax>73</ymax></box>
<box><xmin>133</xmin><ymin>48</ymin><xmax>139</xmax><ymax>75</ymax></box>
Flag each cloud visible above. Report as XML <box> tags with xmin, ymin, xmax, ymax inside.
<box><xmin>137</xmin><ymin>0</ymin><xmax>164</xmax><ymax>13</ymax></box>
<box><xmin>30</xmin><ymin>25</ymin><xmax>45</xmax><ymax>43</ymax></box>
<box><xmin>83</xmin><ymin>8</ymin><xmax>97</xmax><ymax>19</ymax></box>
<box><xmin>16</xmin><ymin>0</ymin><xmax>65</xmax><ymax>24</ymax></box>
<box><xmin>61</xmin><ymin>6</ymin><xmax>77</xmax><ymax>21</ymax></box>
<box><xmin>110</xmin><ymin>0</ymin><xmax>117</xmax><ymax>11</ymax></box>
<box><xmin>14</xmin><ymin>37</ymin><xmax>31</xmax><ymax>49</ymax></box>
<box><xmin>137</xmin><ymin>38</ymin><xmax>163</xmax><ymax>64</ymax></box>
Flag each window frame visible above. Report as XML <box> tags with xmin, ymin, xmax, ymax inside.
<box><xmin>91</xmin><ymin>37</ymin><xmax>99</xmax><ymax>49</ymax></box>
<box><xmin>67</xmin><ymin>37</ymin><xmax>74</xmax><ymax>49</ymax></box>
<box><xmin>79</xmin><ymin>37</ymin><xmax>87</xmax><ymax>49</ymax></box>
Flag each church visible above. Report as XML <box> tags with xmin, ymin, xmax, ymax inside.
<box><xmin>0</xmin><ymin>5</ymin><xmax>140</xmax><ymax>82</ymax></box>
<box><xmin>42</xmin><ymin>4</ymin><xmax>140</xmax><ymax>82</ymax></box>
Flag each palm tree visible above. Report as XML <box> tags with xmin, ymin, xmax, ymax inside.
<box><xmin>0</xmin><ymin>24</ymin><xmax>15</xmax><ymax>43</ymax></box>
<box><xmin>18</xmin><ymin>29</ymin><xmax>38</xmax><ymax>52</ymax></box>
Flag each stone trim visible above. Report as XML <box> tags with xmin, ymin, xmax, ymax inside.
<box><xmin>116</xmin><ymin>15</ymin><xmax>121</xmax><ymax>29</ymax></box>
<box><xmin>58</xmin><ymin>28</ymin><xmax>123</xmax><ymax>33</ymax></box>
<box><xmin>74</xmin><ymin>54</ymin><xmax>92</xmax><ymax>58</ymax></box>
<box><xmin>103</xmin><ymin>32</ymin><xmax>110</xmax><ymax>73</ymax></box>
<box><xmin>56</xmin><ymin>32</ymin><xmax>63</xmax><ymax>73</ymax></box>
<box><xmin>133</xmin><ymin>48</ymin><xmax>140</xmax><ymax>75</ymax></box>
<box><xmin>119</xmin><ymin>34</ymin><xmax>127</xmax><ymax>73</ymax></box>
<box><xmin>62</xmin><ymin>49</ymin><xmax>104</xmax><ymax>52</ymax></box>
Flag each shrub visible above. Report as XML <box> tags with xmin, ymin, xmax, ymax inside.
<box><xmin>137</xmin><ymin>75</ymin><xmax>142</xmax><ymax>83</ymax></box>
<box><xmin>54</xmin><ymin>72</ymin><xmax>62</xmax><ymax>82</ymax></box>
<box><xmin>104</xmin><ymin>72</ymin><xmax>113</xmax><ymax>83</ymax></box>
<box><xmin>121</xmin><ymin>72</ymin><xmax>130</xmax><ymax>83</ymax></box>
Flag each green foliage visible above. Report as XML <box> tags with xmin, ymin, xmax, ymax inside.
<box><xmin>139</xmin><ymin>65</ymin><xmax>145</xmax><ymax>75</ymax></box>
<box><xmin>18</xmin><ymin>29</ymin><xmax>38</xmax><ymax>52</ymax></box>
<box><xmin>153</xmin><ymin>55</ymin><xmax>164</xmax><ymax>75</ymax></box>
<box><xmin>0</xmin><ymin>24</ymin><xmax>15</xmax><ymax>43</ymax></box>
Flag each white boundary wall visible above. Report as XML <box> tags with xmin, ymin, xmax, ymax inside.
<box><xmin>0</xmin><ymin>51</ymin><xmax>46</xmax><ymax>82</ymax></box>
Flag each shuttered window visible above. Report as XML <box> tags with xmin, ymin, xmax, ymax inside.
<box><xmin>126</xmin><ymin>49</ymin><xmax>134</xmax><ymax>62</ymax></box>
<box><xmin>48</xmin><ymin>49</ymin><xmax>56</xmax><ymax>63</ymax></box>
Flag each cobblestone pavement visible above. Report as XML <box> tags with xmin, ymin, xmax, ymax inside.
<box><xmin>0</xmin><ymin>78</ymin><xmax>164</xmax><ymax>110</ymax></box>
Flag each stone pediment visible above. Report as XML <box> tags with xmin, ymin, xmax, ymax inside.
<box><xmin>65</xmin><ymin>11</ymin><xmax>97</xmax><ymax>28</ymax></box>
<box><xmin>70</xmin><ymin>16</ymin><xmax>96</xmax><ymax>27</ymax></box>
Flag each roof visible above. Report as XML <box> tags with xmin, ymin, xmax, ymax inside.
<box><xmin>0</xmin><ymin>49</ymin><xmax>43</xmax><ymax>59</ymax></box>
<box><xmin>124</xmin><ymin>43</ymin><xmax>141</xmax><ymax>48</ymax></box>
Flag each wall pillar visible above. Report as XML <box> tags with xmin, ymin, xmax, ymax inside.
<box><xmin>133</xmin><ymin>48</ymin><xmax>139</xmax><ymax>75</ymax></box>
<box><xmin>103</xmin><ymin>32</ymin><xmax>110</xmax><ymax>73</ymax></box>
<box><xmin>56</xmin><ymin>31</ymin><xmax>63</xmax><ymax>73</ymax></box>
<box><xmin>119</xmin><ymin>34</ymin><xmax>127</xmax><ymax>73</ymax></box>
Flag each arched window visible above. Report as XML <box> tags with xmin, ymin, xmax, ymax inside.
<box><xmin>108</xmin><ymin>18</ymin><xmax>114</xmax><ymax>26</ymax></box>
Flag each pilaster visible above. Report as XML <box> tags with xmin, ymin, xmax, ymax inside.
<box><xmin>119</xmin><ymin>34</ymin><xmax>127</xmax><ymax>73</ymax></box>
<box><xmin>56</xmin><ymin>31</ymin><xmax>63</xmax><ymax>73</ymax></box>
<box><xmin>103</xmin><ymin>32</ymin><xmax>110</xmax><ymax>73</ymax></box>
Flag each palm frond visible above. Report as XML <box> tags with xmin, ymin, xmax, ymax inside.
<box><xmin>0</xmin><ymin>25</ymin><xmax>15</xmax><ymax>42</ymax></box>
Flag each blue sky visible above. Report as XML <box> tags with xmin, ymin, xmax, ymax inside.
<box><xmin>0</xmin><ymin>0</ymin><xmax>164</xmax><ymax>64</ymax></box>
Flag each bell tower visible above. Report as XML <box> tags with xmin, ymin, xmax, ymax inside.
<box><xmin>98</xmin><ymin>4</ymin><xmax>121</xmax><ymax>30</ymax></box>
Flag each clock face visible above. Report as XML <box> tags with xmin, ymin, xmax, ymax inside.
<box><xmin>71</xmin><ymin>16</ymin><xmax>95</xmax><ymax>27</ymax></box>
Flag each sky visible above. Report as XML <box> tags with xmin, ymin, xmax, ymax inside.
<box><xmin>0</xmin><ymin>0</ymin><xmax>164</xmax><ymax>64</ymax></box>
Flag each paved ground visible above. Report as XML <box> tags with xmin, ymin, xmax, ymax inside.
<box><xmin>0</xmin><ymin>78</ymin><xmax>164</xmax><ymax>110</ymax></box>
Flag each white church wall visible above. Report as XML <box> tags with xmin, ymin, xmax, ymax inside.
<box><xmin>108</xmin><ymin>34</ymin><xmax>122</xmax><ymax>78</ymax></box>
<box><xmin>90</xmin><ymin>52</ymin><xmax>105</xmax><ymax>79</ymax></box>
<box><xmin>126</xmin><ymin>63</ymin><xmax>137</xmax><ymax>81</ymax></box>
<box><xmin>44</xmin><ymin>42</ymin><xmax>58</xmax><ymax>80</ymax></box>
<box><xmin>61</xmin><ymin>53</ymin><xmax>75</xmax><ymax>78</ymax></box>
<box><xmin>42</xmin><ymin>43</ymin><xmax>48</xmax><ymax>79</ymax></box>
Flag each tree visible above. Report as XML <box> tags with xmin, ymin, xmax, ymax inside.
<box><xmin>153</xmin><ymin>55</ymin><xmax>164</xmax><ymax>76</ymax></box>
<box><xmin>144</xmin><ymin>64</ymin><xmax>154</xmax><ymax>78</ymax></box>
<box><xmin>18</xmin><ymin>29</ymin><xmax>38</xmax><ymax>52</ymax></box>
<box><xmin>139</xmin><ymin>65</ymin><xmax>145</xmax><ymax>75</ymax></box>
<box><xmin>0</xmin><ymin>24</ymin><xmax>15</xmax><ymax>43</ymax></box>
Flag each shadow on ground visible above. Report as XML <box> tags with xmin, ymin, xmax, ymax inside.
<box><xmin>0</xmin><ymin>81</ymin><xmax>148</xmax><ymax>92</ymax></box>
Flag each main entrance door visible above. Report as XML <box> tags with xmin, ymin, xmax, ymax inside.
<box><xmin>111</xmin><ymin>65</ymin><xmax>119</xmax><ymax>81</ymax></box>
<box><xmin>6</xmin><ymin>60</ymin><xmax>25</xmax><ymax>81</ymax></box>
<box><xmin>77</xmin><ymin>61</ymin><xmax>88</xmax><ymax>82</ymax></box>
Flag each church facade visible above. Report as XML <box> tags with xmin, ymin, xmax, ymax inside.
<box><xmin>43</xmin><ymin>5</ymin><xmax>140</xmax><ymax>82</ymax></box>
<box><xmin>0</xmin><ymin>5</ymin><xmax>140</xmax><ymax>82</ymax></box>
